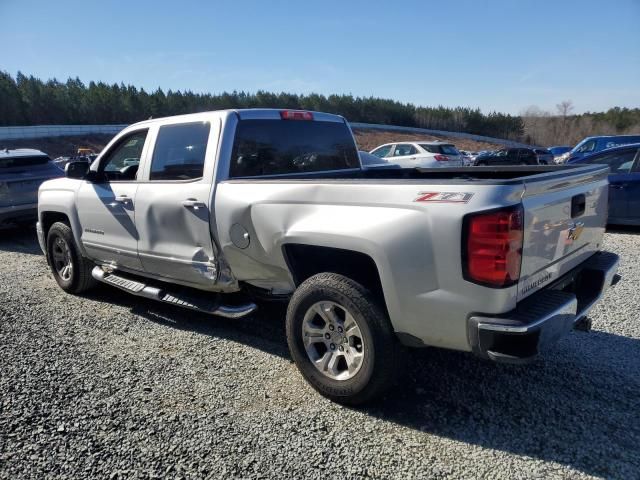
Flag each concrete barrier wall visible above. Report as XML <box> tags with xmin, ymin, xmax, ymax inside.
<box><xmin>0</xmin><ymin>122</ymin><xmax>532</xmax><ymax>148</ymax></box>
<box><xmin>0</xmin><ymin>124</ymin><xmax>127</xmax><ymax>140</ymax></box>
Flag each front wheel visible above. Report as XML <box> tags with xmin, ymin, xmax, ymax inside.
<box><xmin>286</xmin><ymin>273</ymin><xmax>400</xmax><ymax>405</ymax></box>
<box><xmin>46</xmin><ymin>221</ymin><xmax>96</xmax><ymax>294</ymax></box>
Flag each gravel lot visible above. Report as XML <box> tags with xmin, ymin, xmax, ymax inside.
<box><xmin>1</xmin><ymin>227</ymin><xmax>639</xmax><ymax>479</ymax></box>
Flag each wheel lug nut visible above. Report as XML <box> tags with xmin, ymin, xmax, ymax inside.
<box><xmin>343</xmin><ymin>337</ymin><xmax>348</xmax><ymax>343</ymax></box>
<box><xmin>330</xmin><ymin>343</ymin><xmax>336</xmax><ymax>350</ymax></box>
<box><xmin>337</xmin><ymin>326</ymin><xmax>343</xmax><ymax>333</ymax></box>
<box><xmin>338</xmin><ymin>345</ymin><xmax>344</xmax><ymax>352</ymax></box>
<box><xmin>324</xmin><ymin>333</ymin><xmax>331</xmax><ymax>339</ymax></box>
<box><xmin>328</xmin><ymin>325</ymin><xmax>334</xmax><ymax>331</ymax></box>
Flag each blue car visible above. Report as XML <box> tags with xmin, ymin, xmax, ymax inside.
<box><xmin>0</xmin><ymin>148</ymin><xmax>63</xmax><ymax>226</ymax></box>
<box><xmin>568</xmin><ymin>143</ymin><xmax>640</xmax><ymax>225</ymax></box>
<box><xmin>565</xmin><ymin>135</ymin><xmax>640</xmax><ymax>163</ymax></box>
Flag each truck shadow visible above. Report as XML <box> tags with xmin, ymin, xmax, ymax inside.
<box><xmin>607</xmin><ymin>224</ymin><xmax>640</xmax><ymax>235</ymax></box>
<box><xmin>85</xmin><ymin>284</ymin><xmax>640</xmax><ymax>478</ymax></box>
<box><xmin>364</xmin><ymin>332</ymin><xmax>640</xmax><ymax>478</ymax></box>
<box><xmin>0</xmin><ymin>225</ymin><xmax>43</xmax><ymax>255</ymax></box>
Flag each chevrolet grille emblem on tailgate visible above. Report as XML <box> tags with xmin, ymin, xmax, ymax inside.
<box><xmin>567</xmin><ymin>222</ymin><xmax>585</xmax><ymax>241</ymax></box>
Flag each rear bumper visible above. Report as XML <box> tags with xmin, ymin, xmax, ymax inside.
<box><xmin>468</xmin><ymin>251</ymin><xmax>620</xmax><ymax>364</ymax></box>
<box><xmin>0</xmin><ymin>203</ymin><xmax>38</xmax><ymax>224</ymax></box>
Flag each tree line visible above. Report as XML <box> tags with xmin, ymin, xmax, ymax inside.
<box><xmin>521</xmin><ymin>101</ymin><xmax>640</xmax><ymax>146</ymax></box>
<box><xmin>1</xmin><ymin>71</ymin><xmax>638</xmax><ymax>145</ymax></box>
<box><xmin>0</xmin><ymin>71</ymin><xmax>524</xmax><ymax>139</ymax></box>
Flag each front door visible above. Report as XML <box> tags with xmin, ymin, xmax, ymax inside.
<box><xmin>135</xmin><ymin>120</ymin><xmax>218</xmax><ymax>287</ymax></box>
<box><xmin>76</xmin><ymin>129</ymin><xmax>149</xmax><ymax>271</ymax></box>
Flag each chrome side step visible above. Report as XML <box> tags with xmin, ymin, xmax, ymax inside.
<box><xmin>91</xmin><ymin>266</ymin><xmax>257</xmax><ymax>319</ymax></box>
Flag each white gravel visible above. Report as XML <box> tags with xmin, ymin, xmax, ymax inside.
<box><xmin>1</xmin><ymin>227</ymin><xmax>639</xmax><ymax>479</ymax></box>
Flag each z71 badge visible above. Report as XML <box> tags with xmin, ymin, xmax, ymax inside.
<box><xmin>414</xmin><ymin>192</ymin><xmax>474</xmax><ymax>203</ymax></box>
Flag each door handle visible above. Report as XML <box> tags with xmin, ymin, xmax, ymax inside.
<box><xmin>109</xmin><ymin>194</ymin><xmax>132</xmax><ymax>207</ymax></box>
<box><xmin>181</xmin><ymin>199</ymin><xmax>207</xmax><ymax>210</ymax></box>
<box><xmin>610</xmin><ymin>184</ymin><xmax>626</xmax><ymax>190</ymax></box>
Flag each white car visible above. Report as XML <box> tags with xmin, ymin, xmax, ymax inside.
<box><xmin>369</xmin><ymin>141</ymin><xmax>464</xmax><ymax>168</ymax></box>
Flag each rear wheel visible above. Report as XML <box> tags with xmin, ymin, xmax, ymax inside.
<box><xmin>46</xmin><ymin>222</ymin><xmax>96</xmax><ymax>294</ymax></box>
<box><xmin>286</xmin><ymin>273</ymin><xmax>400</xmax><ymax>405</ymax></box>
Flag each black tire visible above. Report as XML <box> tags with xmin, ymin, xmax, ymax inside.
<box><xmin>286</xmin><ymin>272</ymin><xmax>400</xmax><ymax>405</ymax></box>
<box><xmin>476</xmin><ymin>161</ymin><xmax>488</xmax><ymax>166</ymax></box>
<box><xmin>46</xmin><ymin>221</ymin><xmax>96</xmax><ymax>294</ymax></box>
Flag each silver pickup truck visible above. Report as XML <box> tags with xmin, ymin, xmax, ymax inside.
<box><xmin>37</xmin><ymin>109</ymin><xmax>620</xmax><ymax>404</ymax></box>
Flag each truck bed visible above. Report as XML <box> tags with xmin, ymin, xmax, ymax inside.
<box><xmin>226</xmin><ymin>164</ymin><xmax>607</xmax><ymax>184</ymax></box>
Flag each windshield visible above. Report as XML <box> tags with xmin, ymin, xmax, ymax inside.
<box><xmin>0</xmin><ymin>155</ymin><xmax>50</xmax><ymax>168</ymax></box>
<box><xmin>230</xmin><ymin>119</ymin><xmax>359</xmax><ymax>177</ymax></box>
<box><xmin>572</xmin><ymin>139</ymin><xmax>596</xmax><ymax>154</ymax></box>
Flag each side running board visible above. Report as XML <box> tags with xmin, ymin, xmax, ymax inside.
<box><xmin>91</xmin><ymin>266</ymin><xmax>257</xmax><ymax>319</ymax></box>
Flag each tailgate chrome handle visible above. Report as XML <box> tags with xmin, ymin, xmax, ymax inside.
<box><xmin>182</xmin><ymin>199</ymin><xmax>206</xmax><ymax>210</ymax></box>
<box><xmin>610</xmin><ymin>184</ymin><xmax>625</xmax><ymax>190</ymax></box>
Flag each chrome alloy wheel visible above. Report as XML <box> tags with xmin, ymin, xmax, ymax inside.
<box><xmin>52</xmin><ymin>236</ymin><xmax>73</xmax><ymax>281</ymax></box>
<box><xmin>302</xmin><ymin>301</ymin><xmax>365</xmax><ymax>380</ymax></box>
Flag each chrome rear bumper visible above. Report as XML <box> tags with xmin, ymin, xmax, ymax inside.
<box><xmin>468</xmin><ymin>251</ymin><xmax>620</xmax><ymax>364</ymax></box>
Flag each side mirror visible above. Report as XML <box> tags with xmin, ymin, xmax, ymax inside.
<box><xmin>65</xmin><ymin>161</ymin><xmax>89</xmax><ymax>179</ymax></box>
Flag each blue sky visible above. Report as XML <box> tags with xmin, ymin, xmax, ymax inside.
<box><xmin>1</xmin><ymin>0</ymin><xmax>638</xmax><ymax>114</ymax></box>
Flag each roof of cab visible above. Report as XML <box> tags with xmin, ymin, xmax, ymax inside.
<box><xmin>0</xmin><ymin>148</ymin><xmax>49</xmax><ymax>158</ymax></box>
<box><xmin>126</xmin><ymin>108</ymin><xmax>346</xmax><ymax>129</ymax></box>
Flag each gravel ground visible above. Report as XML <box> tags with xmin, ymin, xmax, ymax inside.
<box><xmin>1</xmin><ymin>227</ymin><xmax>639</xmax><ymax>479</ymax></box>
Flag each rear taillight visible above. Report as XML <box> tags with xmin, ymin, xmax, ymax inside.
<box><xmin>434</xmin><ymin>154</ymin><xmax>449</xmax><ymax>161</ymax></box>
<box><xmin>463</xmin><ymin>205</ymin><xmax>524</xmax><ymax>288</ymax></box>
<box><xmin>280</xmin><ymin>110</ymin><xmax>314</xmax><ymax>121</ymax></box>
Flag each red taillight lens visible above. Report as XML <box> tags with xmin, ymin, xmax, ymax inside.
<box><xmin>280</xmin><ymin>110</ymin><xmax>314</xmax><ymax>121</ymax></box>
<box><xmin>434</xmin><ymin>154</ymin><xmax>449</xmax><ymax>161</ymax></box>
<box><xmin>463</xmin><ymin>205</ymin><xmax>523</xmax><ymax>287</ymax></box>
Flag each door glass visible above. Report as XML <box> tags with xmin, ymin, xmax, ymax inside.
<box><xmin>100</xmin><ymin>130</ymin><xmax>148</xmax><ymax>181</ymax></box>
<box><xmin>392</xmin><ymin>144</ymin><xmax>417</xmax><ymax>156</ymax></box>
<box><xmin>150</xmin><ymin>121</ymin><xmax>211</xmax><ymax>180</ymax></box>
<box><xmin>585</xmin><ymin>150</ymin><xmax>636</xmax><ymax>173</ymax></box>
<box><xmin>575</xmin><ymin>140</ymin><xmax>596</xmax><ymax>153</ymax></box>
<box><xmin>371</xmin><ymin>145</ymin><xmax>392</xmax><ymax>158</ymax></box>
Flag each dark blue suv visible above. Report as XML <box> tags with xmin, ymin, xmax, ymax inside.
<box><xmin>566</xmin><ymin>135</ymin><xmax>640</xmax><ymax>163</ymax></box>
<box><xmin>568</xmin><ymin>143</ymin><xmax>640</xmax><ymax>225</ymax></box>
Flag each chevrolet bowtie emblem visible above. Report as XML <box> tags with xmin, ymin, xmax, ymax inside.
<box><xmin>567</xmin><ymin>222</ymin><xmax>585</xmax><ymax>241</ymax></box>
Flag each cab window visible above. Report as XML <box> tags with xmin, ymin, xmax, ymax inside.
<box><xmin>150</xmin><ymin>121</ymin><xmax>211</xmax><ymax>181</ymax></box>
<box><xmin>99</xmin><ymin>129</ymin><xmax>148</xmax><ymax>181</ymax></box>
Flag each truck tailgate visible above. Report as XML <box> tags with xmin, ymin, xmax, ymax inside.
<box><xmin>517</xmin><ymin>165</ymin><xmax>609</xmax><ymax>301</ymax></box>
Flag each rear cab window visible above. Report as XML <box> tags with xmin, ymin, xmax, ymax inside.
<box><xmin>230</xmin><ymin>119</ymin><xmax>359</xmax><ymax>177</ymax></box>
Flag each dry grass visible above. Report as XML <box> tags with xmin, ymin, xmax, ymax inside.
<box><xmin>352</xmin><ymin>128</ymin><xmax>501</xmax><ymax>153</ymax></box>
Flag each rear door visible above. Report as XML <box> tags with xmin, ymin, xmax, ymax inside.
<box><xmin>135</xmin><ymin>119</ymin><xmax>219</xmax><ymax>287</ymax></box>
